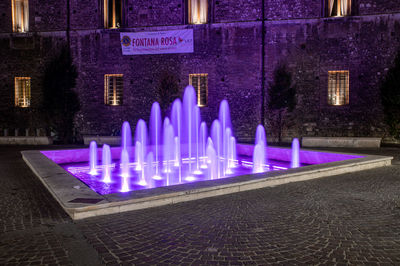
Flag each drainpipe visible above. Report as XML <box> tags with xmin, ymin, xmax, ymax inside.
<box><xmin>261</xmin><ymin>0</ymin><xmax>266</xmax><ymax>126</ymax></box>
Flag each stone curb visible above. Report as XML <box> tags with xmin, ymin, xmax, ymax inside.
<box><xmin>22</xmin><ymin>148</ymin><xmax>392</xmax><ymax>220</ymax></box>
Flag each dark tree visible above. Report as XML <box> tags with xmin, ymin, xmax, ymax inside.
<box><xmin>42</xmin><ymin>46</ymin><xmax>79</xmax><ymax>143</ymax></box>
<box><xmin>381</xmin><ymin>49</ymin><xmax>400</xmax><ymax>139</ymax></box>
<box><xmin>268</xmin><ymin>64</ymin><xmax>296</xmax><ymax>144</ymax></box>
<box><xmin>157</xmin><ymin>71</ymin><xmax>180</xmax><ymax>113</ymax></box>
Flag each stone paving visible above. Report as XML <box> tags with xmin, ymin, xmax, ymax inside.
<box><xmin>0</xmin><ymin>145</ymin><xmax>400</xmax><ymax>265</ymax></box>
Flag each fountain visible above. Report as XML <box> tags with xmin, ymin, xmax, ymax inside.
<box><xmin>76</xmin><ymin>85</ymin><xmax>307</xmax><ymax>195</ymax></box>
<box><xmin>28</xmin><ymin>84</ymin><xmax>377</xmax><ymax>220</ymax></box>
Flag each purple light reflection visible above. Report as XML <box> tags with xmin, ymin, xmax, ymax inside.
<box><xmin>60</xmin><ymin>154</ymin><xmax>297</xmax><ymax>195</ymax></box>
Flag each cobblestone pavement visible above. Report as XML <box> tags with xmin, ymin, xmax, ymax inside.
<box><xmin>1</xmin><ymin>145</ymin><xmax>400</xmax><ymax>265</ymax></box>
<box><xmin>0</xmin><ymin>146</ymin><xmax>101</xmax><ymax>266</ymax></box>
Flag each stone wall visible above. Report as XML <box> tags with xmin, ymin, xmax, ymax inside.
<box><xmin>359</xmin><ymin>0</ymin><xmax>400</xmax><ymax>15</ymax></box>
<box><xmin>70</xmin><ymin>23</ymin><xmax>261</xmax><ymax>142</ymax></box>
<box><xmin>0</xmin><ymin>1</ymin><xmax>400</xmax><ymax>142</ymax></box>
<box><xmin>265</xmin><ymin>14</ymin><xmax>400</xmax><ymax>139</ymax></box>
<box><xmin>214</xmin><ymin>0</ymin><xmax>261</xmax><ymax>22</ymax></box>
<box><xmin>265</xmin><ymin>0</ymin><xmax>321</xmax><ymax>20</ymax></box>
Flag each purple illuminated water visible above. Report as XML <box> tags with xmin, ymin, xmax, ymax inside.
<box><xmin>48</xmin><ymin>85</ymin><xmax>361</xmax><ymax>196</ymax></box>
<box><xmin>62</xmin><ymin>154</ymin><xmax>299</xmax><ymax>195</ymax></box>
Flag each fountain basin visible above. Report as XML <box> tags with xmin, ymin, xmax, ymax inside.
<box><xmin>22</xmin><ymin>144</ymin><xmax>392</xmax><ymax>220</ymax></box>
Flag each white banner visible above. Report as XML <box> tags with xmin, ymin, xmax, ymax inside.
<box><xmin>120</xmin><ymin>29</ymin><xmax>194</xmax><ymax>55</ymax></box>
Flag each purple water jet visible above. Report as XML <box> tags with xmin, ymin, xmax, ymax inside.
<box><xmin>121</xmin><ymin>121</ymin><xmax>132</xmax><ymax>151</ymax></box>
<box><xmin>171</xmin><ymin>99</ymin><xmax>182</xmax><ymax>144</ymax></box>
<box><xmin>291</xmin><ymin>138</ymin><xmax>300</xmax><ymax>168</ymax></box>
<box><xmin>206</xmin><ymin>139</ymin><xmax>217</xmax><ymax>180</ymax></box>
<box><xmin>134</xmin><ymin>119</ymin><xmax>147</xmax><ymax>171</ymax></box>
<box><xmin>150</xmin><ymin>102</ymin><xmax>162</xmax><ymax>177</ymax></box>
<box><xmin>193</xmin><ymin>105</ymin><xmax>202</xmax><ymax>175</ymax></box>
<box><xmin>183</xmin><ymin>85</ymin><xmax>196</xmax><ymax>175</ymax></box>
<box><xmin>200</xmin><ymin>122</ymin><xmax>208</xmax><ymax>168</ymax></box>
<box><xmin>253</xmin><ymin>124</ymin><xmax>267</xmax><ymax>173</ymax></box>
<box><xmin>163</xmin><ymin>119</ymin><xmax>175</xmax><ymax>174</ymax></box>
<box><xmin>120</xmin><ymin>149</ymin><xmax>130</xmax><ymax>192</ymax></box>
<box><xmin>89</xmin><ymin>141</ymin><xmax>98</xmax><ymax>175</ymax></box>
<box><xmin>102</xmin><ymin>144</ymin><xmax>112</xmax><ymax>183</ymax></box>
<box><xmin>211</xmin><ymin>119</ymin><xmax>222</xmax><ymax>178</ymax></box>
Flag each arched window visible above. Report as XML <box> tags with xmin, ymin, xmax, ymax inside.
<box><xmin>326</xmin><ymin>0</ymin><xmax>351</xmax><ymax>17</ymax></box>
<box><xmin>188</xmin><ymin>0</ymin><xmax>208</xmax><ymax>24</ymax></box>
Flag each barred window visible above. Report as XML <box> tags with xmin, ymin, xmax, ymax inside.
<box><xmin>15</xmin><ymin>77</ymin><xmax>31</xmax><ymax>107</ymax></box>
<box><xmin>188</xmin><ymin>0</ymin><xmax>208</xmax><ymax>24</ymax></box>
<box><xmin>104</xmin><ymin>74</ymin><xmax>123</xmax><ymax>105</ymax></box>
<box><xmin>189</xmin><ymin>73</ymin><xmax>208</xmax><ymax>107</ymax></box>
<box><xmin>326</xmin><ymin>0</ymin><xmax>351</xmax><ymax>17</ymax></box>
<box><xmin>104</xmin><ymin>0</ymin><xmax>122</xmax><ymax>29</ymax></box>
<box><xmin>328</xmin><ymin>71</ymin><xmax>349</xmax><ymax>106</ymax></box>
<box><xmin>12</xmin><ymin>0</ymin><xmax>29</xmax><ymax>32</ymax></box>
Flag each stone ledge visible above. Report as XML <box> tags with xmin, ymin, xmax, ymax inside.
<box><xmin>83</xmin><ymin>136</ymin><xmax>121</xmax><ymax>146</ymax></box>
<box><xmin>0</xmin><ymin>136</ymin><xmax>53</xmax><ymax>145</ymax></box>
<box><xmin>302</xmin><ymin>137</ymin><xmax>381</xmax><ymax>148</ymax></box>
<box><xmin>22</xmin><ymin>147</ymin><xmax>392</xmax><ymax>220</ymax></box>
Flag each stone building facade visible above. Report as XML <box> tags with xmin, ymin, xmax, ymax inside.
<box><xmin>0</xmin><ymin>0</ymin><xmax>400</xmax><ymax>142</ymax></box>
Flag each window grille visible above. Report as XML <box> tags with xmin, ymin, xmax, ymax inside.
<box><xmin>189</xmin><ymin>74</ymin><xmax>208</xmax><ymax>107</ymax></box>
<box><xmin>12</xmin><ymin>0</ymin><xmax>29</xmax><ymax>32</ymax></box>
<box><xmin>326</xmin><ymin>0</ymin><xmax>351</xmax><ymax>17</ymax></box>
<box><xmin>188</xmin><ymin>0</ymin><xmax>208</xmax><ymax>24</ymax></box>
<box><xmin>328</xmin><ymin>71</ymin><xmax>349</xmax><ymax>106</ymax></box>
<box><xmin>15</xmin><ymin>77</ymin><xmax>31</xmax><ymax>107</ymax></box>
<box><xmin>104</xmin><ymin>74</ymin><xmax>123</xmax><ymax>105</ymax></box>
<box><xmin>104</xmin><ymin>0</ymin><xmax>122</xmax><ymax>29</ymax></box>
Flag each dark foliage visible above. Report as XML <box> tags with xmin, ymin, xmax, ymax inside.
<box><xmin>268</xmin><ymin>64</ymin><xmax>296</xmax><ymax>143</ymax></box>
<box><xmin>381</xmin><ymin>49</ymin><xmax>400</xmax><ymax>139</ymax></box>
<box><xmin>42</xmin><ymin>46</ymin><xmax>79</xmax><ymax>143</ymax></box>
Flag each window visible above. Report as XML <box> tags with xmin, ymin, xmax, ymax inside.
<box><xmin>15</xmin><ymin>77</ymin><xmax>31</xmax><ymax>107</ymax></box>
<box><xmin>188</xmin><ymin>0</ymin><xmax>208</xmax><ymax>24</ymax></box>
<box><xmin>104</xmin><ymin>0</ymin><xmax>122</xmax><ymax>29</ymax></box>
<box><xmin>12</xmin><ymin>0</ymin><xmax>29</xmax><ymax>32</ymax></box>
<box><xmin>105</xmin><ymin>74</ymin><xmax>123</xmax><ymax>105</ymax></box>
<box><xmin>328</xmin><ymin>71</ymin><xmax>349</xmax><ymax>106</ymax></box>
<box><xmin>326</xmin><ymin>0</ymin><xmax>351</xmax><ymax>17</ymax></box>
<box><xmin>189</xmin><ymin>74</ymin><xmax>208</xmax><ymax>107</ymax></box>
